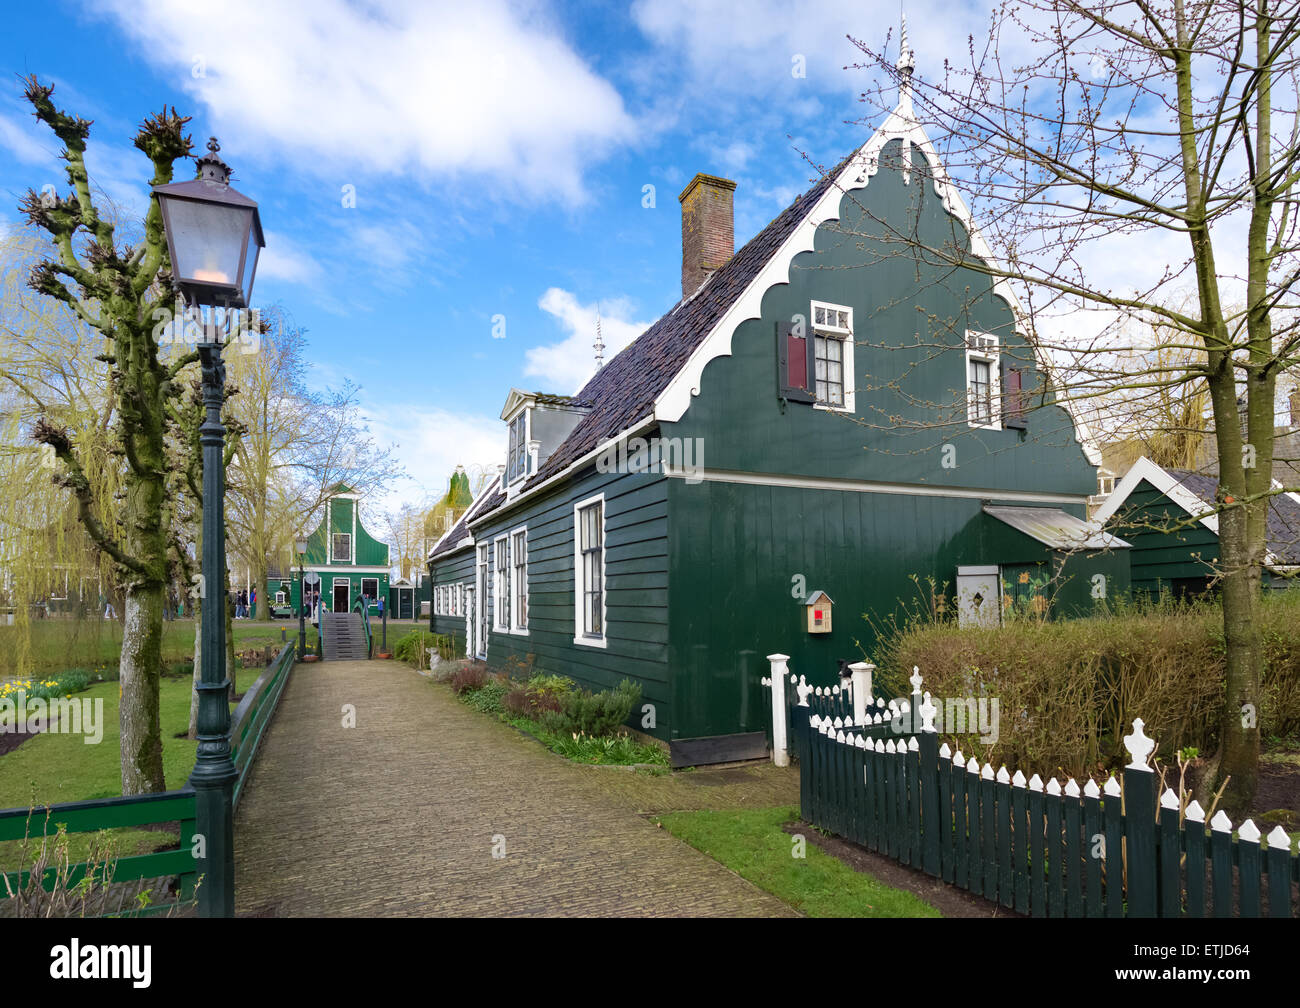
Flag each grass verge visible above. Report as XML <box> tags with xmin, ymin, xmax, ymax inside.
<box><xmin>655</xmin><ymin>805</ymin><xmax>942</xmax><ymax>918</ymax></box>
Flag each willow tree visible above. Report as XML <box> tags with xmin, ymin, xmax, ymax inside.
<box><xmin>851</xmin><ymin>1</ymin><xmax>1300</xmax><ymax>810</ymax></box>
<box><xmin>18</xmin><ymin>77</ymin><xmax>198</xmax><ymax>794</ymax></box>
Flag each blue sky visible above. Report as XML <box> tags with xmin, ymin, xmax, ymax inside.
<box><xmin>4</xmin><ymin>0</ymin><xmax>1169</xmax><ymax>512</ymax></box>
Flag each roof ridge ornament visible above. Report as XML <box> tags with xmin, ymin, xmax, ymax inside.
<box><xmin>896</xmin><ymin>12</ymin><xmax>916</xmax><ymax>112</ymax></box>
<box><xmin>594</xmin><ymin>307</ymin><xmax>605</xmax><ymax>370</ymax></box>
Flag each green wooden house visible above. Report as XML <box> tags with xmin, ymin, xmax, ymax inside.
<box><xmin>270</xmin><ymin>484</ymin><xmax>391</xmax><ymax>617</ymax></box>
<box><xmin>1092</xmin><ymin>456</ymin><xmax>1300</xmax><ymax>598</ymax></box>
<box><xmin>428</xmin><ymin>59</ymin><xmax>1121</xmax><ymax>764</ymax></box>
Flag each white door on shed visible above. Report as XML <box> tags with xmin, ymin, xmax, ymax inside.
<box><xmin>956</xmin><ymin>566</ymin><xmax>1001</xmax><ymax>628</ymax></box>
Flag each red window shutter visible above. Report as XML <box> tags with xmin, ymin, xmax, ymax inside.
<box><xmin>1003</xmin><ymin>367</ymin><xmax>1027</xmax><ymax>429</ymax></box>
<box><xmin>788</xmin><ymin>331</ymin><xmax>808</xmax><ymax>391</ymax></box>
<box><xmin>776</xmin><ymin>321</ymin><xmax>814</xmax><ymax>403</ymax></box>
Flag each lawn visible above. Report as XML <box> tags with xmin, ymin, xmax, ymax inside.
<box><xmin>655</xmin><ymin>805</ymin><xmax>942</xmax><ymax>918</ymax></box>
<box><xmin>0</xmin><ymin>660</ymin><xmax>274</xmax><ymax>876</ymax></box>
<box><xmin>0</xmin><ymin>617</ymin><xmax>318</xmax><ymax>680</ymax></box>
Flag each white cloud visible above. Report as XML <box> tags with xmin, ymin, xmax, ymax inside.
<box><xmin>361</xmin><ymin>403</ymin><xmax>505</xmax><ymax>513</ymax></box>
<box><xmin>525</xmin><ymin>288</ymin><xmax>651</xmax><ymax>393</ymax></box>
<box><xmin>258</xmin><ymin>230</ymin><xmax>323</xmax><ymax>285</ymax></box>
<box><xmin>89</xmin><ymin>0</ymin><xmax>636</xmax><ymax>203</ymax></box>
<box><xmin>0</xmin><ymin>112</ymin><xmax>52</xmax><ymax>166</ymax></box>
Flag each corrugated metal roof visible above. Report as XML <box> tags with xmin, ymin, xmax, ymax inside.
<box><xmin>984</xmin><ymin>505</ymin><xmax>1131</xmax><ymax>551</ymax></box>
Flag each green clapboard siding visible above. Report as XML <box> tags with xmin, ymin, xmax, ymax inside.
<box><xmin>1108</xmin><ymin>483</ymin><xmax>1220</xmax><ymax>596</ymax></box>
<box><xmin>431</xmin><ymin>468</ymin><xmax>671</xmax><ymax>739</ymax></box>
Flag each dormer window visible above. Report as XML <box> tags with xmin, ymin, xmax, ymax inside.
<box><xmin>507</xmin><ymin>413</ymin><xmax>528</xmax><ymax>483</ymax></box>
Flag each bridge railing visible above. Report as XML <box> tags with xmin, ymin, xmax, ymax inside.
<box><xmin>231</xmin><ymin>642</ymin><xmax>295</xmax><ymax>809</ymax></box>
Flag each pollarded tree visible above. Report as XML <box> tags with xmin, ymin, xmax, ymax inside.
<box><xmin>848</xmin><ymin>1</ymin><xmax>1300</xmax><ymax>810</ymax></box>
<box><xmin>18</xmin><ymin>77</ymin><xmax>199</xmax><ymax>794</ymax></box>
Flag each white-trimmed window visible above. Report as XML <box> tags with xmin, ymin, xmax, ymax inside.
<box><xmin>435</xmin><ymin>586</ymin><xmax>443</xmax><ymax>615</ymax></box>
<box><xmin>966</xmin><ymin>330</ymin><xmax>1001</xmax><ymax>430</ymax></box>
<box><xmin>573</xmin><ymin>494</ymin><xmax>606</xmax><ymax>646</ymax></box>
<box><xmin>494</xmin><ymin>534</ymin><xmax>511</xmax><ymax>631</ymax></box>
<box><xmin>361</xmin><ymin>577</ymin><xmax>378</xmax><ymax>604</ymax></box>
<box><xmin>512</xmin><ymin>527</ymin><xmax>528</xmax><ymax>632</ymax></box>
<box><xmin>332</xmin><ymin>532</ymin><xmax>352</xmax><ymax>563</ymax></box>
<box><xmin>507</xmin><ymin>413</ymin><xmax>528</xmax><ymax>483</ymax></box>
<box><xmin>810</xmin><ymin>300</ymin><xmax>854</xmax><ymax>412</ymax></box>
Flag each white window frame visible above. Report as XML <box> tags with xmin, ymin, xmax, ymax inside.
<box><xmin>360</xmin><ymin>577</ymin><xmax>378</xmax><ymax>605</ymax></box>
<box><xmin>494</xmin><ymin>533</ymin><xmax>511</xmax><ymax>632</ymax></box>
<box><xmin>965</xmin><ymin>330</ymin><xmax>1002</xmax><ymax>430</ymax></box>
<box><xmin>572</xmin><ymin>493</ymin><xmax>607</xmax><ymax>648</ymax></box>
<box><xmin>331</xmin><ymin>532</ymin><xmax>352</xmax><ymax>563</ymax></box>
<box><xmin>810</xmin><ymin>300</ymin><xmax>855</xmax><ymax>414</ymax></box>
<box><xmin>275</xmin><ymin>591</ymin><xmax>286</xmax><ymax>605</ymax></box>
<box><xmin>511</xmin><ymin>526</ymin><xmax>528</xmax><ymax>634</ymax></box>
<box><xmin>506</xmin><ymin>411</ymin><xmax>530</xmax><ymax>485</ymax></box>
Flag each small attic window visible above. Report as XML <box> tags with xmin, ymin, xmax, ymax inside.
<box><xmin>507</xmin><ymin>413</ymin><xmax>528</xmax><ymax>483</ymax></box>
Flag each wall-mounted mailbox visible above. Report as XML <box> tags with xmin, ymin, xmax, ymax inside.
<box><xmin>803</xmin><ymin>591</ymin><xmax>833</xmax><ymax>634</ymax></box>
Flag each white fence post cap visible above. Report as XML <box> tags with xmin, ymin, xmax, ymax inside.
<box><xmin>1185</xmin><ymin>799</ymin><xmax>1205</xmax><ymax>823</ymax></box>
<box><xmin>1266</xmin><ymin>825</ymin><xmax>1291</xmax><ymax>851</ymax></box>
<box><xmin>1238</xmin><ymin>819</ymin><xmax>1261</xmax><ymax>844</ymax></box>
<box><xmin>1210</xmin><ymin>810</ymin><xmax>1233</xmax><ymax>833</ymax></box>
<box><xmin>1123</xmin><ymin>717</ymin><xmax>1156</xmax><ymax>771</ymax></box>
<box><xmin>1084</xmin><ymin>779</ymin><xmax>1100</xmax><ymax>798</ymax></box>
<box><xmin>1065</xmin><ymin>778</ymin><xmax>1081</xmax><ymax>797</ymax></box>
<box><xmin>1012</xmin><ymin>770</ymin><xmax>1027</xmax><ymax>788</ymax></box>
<box><xmin>1046</xmin><ymin>777</ymin><xmax>1062</xmax><ymax>795</ymax></box>
<box><xmin>1160</xmin><ymin>788</ymin><xmax>1180</xmax><ymax>811</ymax></box>
<box><xmin>1103</xmin><ymin>775</ymin><xmax>1121</xmax><ymax>797</ymax></box>
<box><xmin>766</xmin><ymin>653</ymin><xmax>790</xmax><ymax>662</ymax></box>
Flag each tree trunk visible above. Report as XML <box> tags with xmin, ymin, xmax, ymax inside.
<box><xmin>119</xmin><ymin>585</ymin><xmax>166</xmax><ymax>794</ymax></box>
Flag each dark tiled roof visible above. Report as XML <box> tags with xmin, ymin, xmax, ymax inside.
<box><xmin>429</xmin><ymin>156</ymin><xmax>851</xmax><ymax>562</ymax></box>
<box><xmin>524</xmin><ymin>158</ymin><xmax>851</xmax><ymax>487</ymax></box>
<box><xmin>533</xmin><ymin>392</ymin><xmax>591</xmax><ymax>408</ymax></box>
<box><xmin>1166</xmin><ymin>469</ymin><xmax>1300</xmax><ymax>565</ymax></box>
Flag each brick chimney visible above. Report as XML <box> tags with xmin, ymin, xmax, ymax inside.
<box><xmin>679</xmin><ymin>173</ymin><xmax>736</xmax><ymax>298</ymax></box>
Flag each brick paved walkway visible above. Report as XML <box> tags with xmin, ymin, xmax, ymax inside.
<box><xmin>233</xmin><ymin>660</ymin><xmax>800</xmax><ymax>916</ymax></box>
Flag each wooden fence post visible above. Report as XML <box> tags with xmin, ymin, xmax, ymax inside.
<box><xmin>1121</xmin><ymin>718</ymin><xmax>1158</xmax><ymax>917</ymax></box>
<box><xmin>848</xmin><ymin>661</ymin><xmax>874</xmax><ymax>726</ymax></box>
<box><xmin>763</xmin><ymin>653</ymin><xmax>791</xmax><ymax>767</ymax></box>
<box><xmin>918</xmin><ymin>691</ymin><xmax>940</xmax><ymax>877</ymax></box>
<box><xmin>1265</xmin><ymin>825</ymin><xmax>1292</xmax><ymax>918</ymax></box>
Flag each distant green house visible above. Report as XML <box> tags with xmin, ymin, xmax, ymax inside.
<box><xmin>267</xmin><ymin>484</ymin><xmax>391</xmax><ymax>617</ymax></box>
<box><xmin>1093</xmin><ymin>457</ymin><xmax>1300</xmax><ymax>598</ymax></box>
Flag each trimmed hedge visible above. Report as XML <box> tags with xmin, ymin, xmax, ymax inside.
<box><xmin>872</xmin><ymin>592</ymin><xmax>1300</xmax><ymax>778</ymax></box>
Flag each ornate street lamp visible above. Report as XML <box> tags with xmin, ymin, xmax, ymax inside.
<box><xmin>154</xmin><ymin>137</ymin><xmax>264</xmax><ymax>919</ymax></box>
<box><xmin>296</xmin><ymin>534</ymin><xmax>308</xmax><ymax>660</ymax></box>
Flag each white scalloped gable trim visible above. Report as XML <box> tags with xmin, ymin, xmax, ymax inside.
<box><xmin>651</xmin><ymin>99</ymin><xmax>1100</xmax><ymax>467</ymax></box>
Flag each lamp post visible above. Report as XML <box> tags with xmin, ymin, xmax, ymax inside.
<box><xmin>296</xmin><ymin>534</ymin><xmax>308</xmax><ymax>660</ymax></box>
<box><xmin>153</xmin><ymin>137</ymin><xmax>264</xmax><ymax>918</ymax></box>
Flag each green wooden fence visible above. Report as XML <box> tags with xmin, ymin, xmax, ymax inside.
<box><xmin>794</xmin><ymin>671</ymin><xmax>1300</xmax><ymax>918</ymax></box>
<box><xmin>0</xmin><ymin>642</ymin><xmax>295</xmax><ymax>914</ymax></box>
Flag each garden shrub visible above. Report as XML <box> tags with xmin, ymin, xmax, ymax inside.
<box><xmin>393</xmin><ymin>630</ymin><xmax>455</xmax><ymax>666</ymax></box>
<box><xmin>463</xmin><ymin>679</ymin><xmax>507</xmax><ymax>715</ymax></box>
<box><xmin>538</xmin><ymin>678</ymin><xmax>641</xmax><ymax>737</ymax></box>
<box><xmin>871</xmin><ymin>590</ymin><xmax>1300</xmax><ymax>777</ymax></box>
<box><xmin>451</xmin><ymin>662</ymin><xmax>489</xmax><ymax>695</ymax></box>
